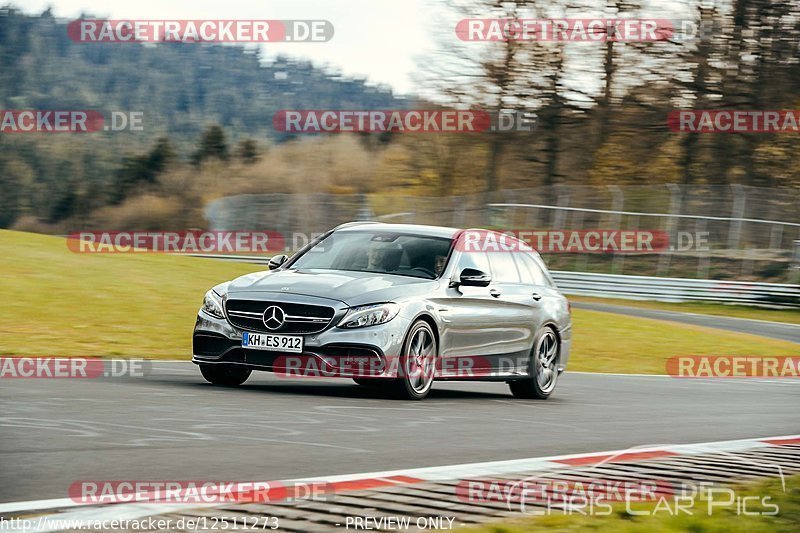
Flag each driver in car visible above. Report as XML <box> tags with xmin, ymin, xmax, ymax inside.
<box><xmin>434</xmin><ymin>254</ymin><xmax>447</xmax><ymax>276</ymax></box>
<box><xmin>367</xmin><ymin>242</ymin><xmax>401</xmax><ymax>272</ymax></box>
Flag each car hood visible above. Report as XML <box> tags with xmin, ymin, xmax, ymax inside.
<box><xmin>226</xmin><ymin>269</ymin><xmax>439</xmax><ymax>306</ymax></box>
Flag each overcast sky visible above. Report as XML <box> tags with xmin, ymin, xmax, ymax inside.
<box><xmin>18</xmin><ymin>0</ymin><xmax>439</xmax><ymax>95</ymax></box>
<box><xmin>18</xmin><ymin>0</ymin><xmax>696</xmax><ymax>98</ymax></box>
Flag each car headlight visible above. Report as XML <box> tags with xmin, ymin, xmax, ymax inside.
<box><xmin>337</xmin><ymin>303</ymin><xmax>400</xmax><ymax>328</ymax></box>
<box><xmin>202</xmin><ymin>289</ymin><xmax>225</xmax><ymax>319</ymax></box>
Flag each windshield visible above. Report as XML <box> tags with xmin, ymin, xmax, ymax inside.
<box><xmin>289</xmin><ymin>231</ymin><xmax>453</xmax><ymax>280</ymax></box>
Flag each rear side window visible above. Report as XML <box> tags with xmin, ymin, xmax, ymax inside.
<box><xmin>515</xmin><ymin>252</ymin><xmax>549</xmax><ymax>286</ymax></box>
<box><xmin>487</xmin><ymin>253</ymin><xmax>521</xmax><ymax>283</ymax></box>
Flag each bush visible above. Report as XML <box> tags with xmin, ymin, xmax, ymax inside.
<box><xmin>89</xmin><ymin>195</ymin><xmax>188</xmax><ymax>231</ymax></box>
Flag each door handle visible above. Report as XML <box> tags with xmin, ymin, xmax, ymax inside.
<box><xmin>489</xmin><ymin>288</ymin><xmax>501</xmax><ymax>298</ymax></box>
<box><xmin>531</xmin><ymin>292</ymin><xmax>542</xmax><ymax>301</ymax></box>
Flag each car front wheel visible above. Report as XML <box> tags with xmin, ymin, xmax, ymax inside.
<box><xmin>391</xmin><ymin>320</ymin><xmax>437</xmax><ymax>400</ymax></box>
<box><xmin>509</xmin><ymin>326</ymin><xmax>559</xmax><ymax>399</ymax></box>
<box><xmin>199</xmin><ymin>364</ymin><xmax>251</xmax><ymax>386</ymax></box>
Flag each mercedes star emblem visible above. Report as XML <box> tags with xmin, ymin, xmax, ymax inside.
<box><xmin>262</xmin><ymin>305</ymin><xmax>285</xmax><ymax>330</ymax></box>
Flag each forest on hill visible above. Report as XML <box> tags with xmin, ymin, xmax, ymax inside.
<box><xmin>1</xmin><ymin>2</ymin><xmax>798</xmax><ymax>232</ymax></box>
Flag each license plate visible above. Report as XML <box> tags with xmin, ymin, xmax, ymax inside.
<box><xmin>242</xmin><ymin>332</ymin><xmax>303</xmax><ymax>353</ymax></box>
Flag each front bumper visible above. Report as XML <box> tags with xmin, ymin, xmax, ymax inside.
<box><xmin>193</xmin><ymin>310</ymin><xmax>411</xmax><ymax>378</ymax></box>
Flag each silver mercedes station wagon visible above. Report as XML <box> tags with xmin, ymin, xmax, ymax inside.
<box><xmin>193</xmin><ymin>222</ymin><xmax>572</xmax><ymax>400</ymax></box>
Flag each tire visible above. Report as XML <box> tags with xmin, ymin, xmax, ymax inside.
<box><xmin>353</xmin><ymin>378</ymin><xmax>380</xmax><ymax>386</ymax></box>
<box><xmin>508</xmin><ymin>326</ymin><xmax>559</xmax><ymax>400</ymax></box>
<box><xmin>390</xmin><ymin>320</ymin><xmax>437</xmax><ymax>400</ymax></box>
<box><xmin>199</xmin><ymin>364</ymin><xmax>251</xmax><ymax>386</ymax></box>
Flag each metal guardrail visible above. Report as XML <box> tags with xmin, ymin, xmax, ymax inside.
<box><xmin>550</xmin><ymin>271</ymin><xmax>800</xmax><ymax>308</ymax></box>
<box><xmin>188</xmin><ymin>254</ymin><xmax>800</xmax><ymax>308</ymax></box>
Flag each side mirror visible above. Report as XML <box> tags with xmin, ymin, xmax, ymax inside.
<box><xmin>455</xmin><ymin>267</ymin><xmax>491</xmax><ymax>287</ymax></box>
<box><xmin>268</xmin><ymin>254</ymin><xmax>288</xmax><ymax>270</ymax></box>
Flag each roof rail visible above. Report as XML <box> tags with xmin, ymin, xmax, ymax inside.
<box><xmin>332</xmin><ymin>220</ymin><xmax>381</xmax><ymax>230</ymax></box>
<box><xmin>463</xmin><ymin>227</ymin><xmax>522</xmax><ymax>239</ymax></box>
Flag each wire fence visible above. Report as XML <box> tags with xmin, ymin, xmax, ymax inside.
<box><xmin>205</xmin><ymin>185</ymin><xmax>800</xmax><ymax>283</ymax></box>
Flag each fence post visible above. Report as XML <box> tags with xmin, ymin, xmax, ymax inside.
<box><xmin>551</xmin><ymin>185</ymin><xmax>570</xmax><ymax>230</ymax></box>
<box><xmin>657</xmin><ymin>184</ymin><xmax>681</xmax><ymax>277</ymax></box>
<box><xmin>355</xmin><ymin>193</ymin><xmax>374</xmax><ymax>221</ymax></box>
<box><xmin>571</xmin><ymin>209</ymin><xmax>585</xmax><ymax>273</ymax></box>
<box><xmin>452</xmin><ymin>196</ymin><xmax>465</xmax><ymax>228</ymax></box>
<box><xmin>769</xmin><ymin>224</ymin><xmax>784</xmax><ymax>250</ymax></box>
<box><xmin>728</xmin><ymin>184</ymin><xmax>746</xmax><ymax>249</ymax></box>
<box><xmin>608</xmin><ymin>185</ymin><xmax>624</xmax><ymax>275</ymax></box>
<box><xmin>696</xmin><ymin>218</ymin><xmax>710</xmax><ymax>279</ymax></box>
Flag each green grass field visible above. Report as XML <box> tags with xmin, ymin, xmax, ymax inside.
<box><xmin>0</xmin><ymin>230</ymin><xmax>797</xmax><ymax>373</ymax></box>
<box><xmin>461</xmin><ymin>473</ymin><xmax>800</xmax><ymax>532</ymax></box>
<box><xmin>0</xmin><ymin>230</ymin><xmax>256</xmax><ymax>358</ymax></box>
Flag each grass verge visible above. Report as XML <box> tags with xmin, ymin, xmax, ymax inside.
<box><xmin>569</xmin><ymin>308</ymin><xmax>797</xmax><ymax>374</ymax></box>
<box><xmin>570</xmin><ymin>295</ymin><xmax>800</xmax><ymax>325</ymax></box>
<box><xmin>1</xmin><ymin>230</ymin><xmax>797</xmax><ymax>370</ymax></box>
<box><xmin>0</xmin><ymin>230</ymin><xmax>256</xmax><ymax>358</ymax></box>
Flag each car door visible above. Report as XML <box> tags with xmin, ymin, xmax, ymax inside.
<box><xmin>516</xmin><ymin>250</ymin><xmax>569</xmax><ymax>367</ymax></box>
<box><xmin>483</xmin><ymin>251</ymin><xmax>544</xmax><ymax>374</ymax></box>
<box><xmin>437</xmin><ymin>249</ymin><xmax>500</xmax><ymax>377</ymax></box>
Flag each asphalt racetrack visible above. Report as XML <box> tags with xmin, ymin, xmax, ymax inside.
<box><xmin>1</xmin><ymin>361</ymin><xmax>797</xmax><ymax>505</ymax></box>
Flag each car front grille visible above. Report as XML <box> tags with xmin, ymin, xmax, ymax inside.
<box><xmin>225</xmin><ymin>299</ymin><xmax>336</xmax><ymax>334</ymax></box>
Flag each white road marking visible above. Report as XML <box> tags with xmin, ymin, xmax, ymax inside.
<box><xmin>1</xmin><ymin>433</ymin><xmax>797</xmax><ymax>530</ymax></box>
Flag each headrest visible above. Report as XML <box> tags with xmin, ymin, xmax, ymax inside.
<box><xmin>382</xmin><ymin>247</ymin><xmax>403</xmax><ymax>271</ymax></box>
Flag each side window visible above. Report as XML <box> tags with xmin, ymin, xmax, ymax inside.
<box><xmin>516</xmin><ymin>252</ymin><xmax>549</xmax><ymax>286</ymax></box>
<box><xmin>533</xmin><ymin>255</ymin><xmax>555</xmax><ymax>287</ymax></box>
<box><xmin>455</xmin><ymin>250</ymin><xmax>491</xmax><ymax>276</ymax></box>
<box><xmin>487</xmin><ymin>253</ymin><xmax>521</xmax><ymax>283</ymax></box>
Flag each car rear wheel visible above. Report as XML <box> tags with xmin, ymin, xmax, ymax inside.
<box><xmin>199</xmin><ymin>364</ymin><xmax>251</xmax><ymax>386</ymax></box>
<box><xmin>509</xmin><ymin>326</ymin><xmax>559</xmax><ymax>399</ymax></box>
<box><xmin>391</xmin><ymin>320</ymin><xmax>437</xmax><ymax>400</ymax></box>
